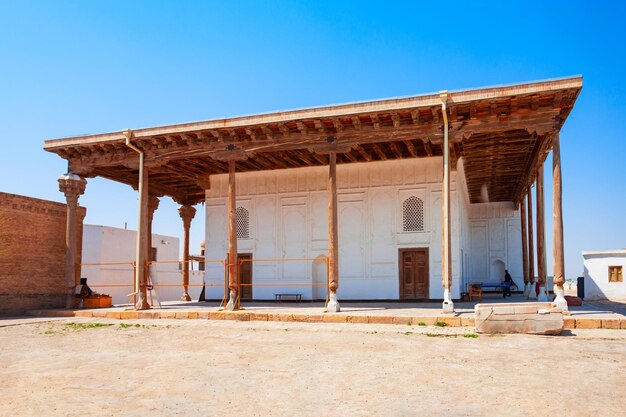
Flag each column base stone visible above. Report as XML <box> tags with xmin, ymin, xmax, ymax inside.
<box><xmin>553</xmin><ymin>288</ymin><xmax>569</xmax><ymax>312</ymax></box>
<box><xmin>442</xmin><ymin>288</ymin><xmax>454</xmax><ymax>313</ymax></box>
<box><xmin>326</xmin><ymin>292</ymin><xmax>340</xmax><ymax>313</ymax></box>
<box><xmin>537</xmin><ymin>286</ymin><xmax>548</xmax><ymax>302</ymax></box>
<box><xmin>181</xmin><ymin>292</ymin><xmax>191</xmax><ymax>302</ymax></box>
<box><xmin>527</xmin><ymin>283</ymin><xmax>537</xmax><ymax>300</ymax></box>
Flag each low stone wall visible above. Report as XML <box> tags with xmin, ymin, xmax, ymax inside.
<box><xmin>475</xmin><ymin>302</ymin><xmax>564</xmax><ymax>335</ymax></box>
<box><xmin>0</xmin><ymin>193</ymin><xmax>85</xmax><ymax>316</ymax></box>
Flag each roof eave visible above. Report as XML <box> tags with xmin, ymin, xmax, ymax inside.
<box><xmin>43</xmin><ymin>75</ymin><xmax>583</xmax><ymax>151</ymax></box>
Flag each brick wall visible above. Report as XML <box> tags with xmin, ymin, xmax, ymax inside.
<box><xmin>0</xmin><ymin>192</ymin><xmax>86</xmax><ymax>316</ymax></box>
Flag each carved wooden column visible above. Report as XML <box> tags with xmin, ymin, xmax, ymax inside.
<box><xmin>327</xmin><ymin>151</ymin><xmax>340</xmax><ymax>312</ymax></box>
<box><xmin>536</xmin><ymin>163</ymin><xmax>548</xmax><ymax>301</ymax></box>
<box><xmin>440</xmin><ymin>92</ymin><xmax>453</xmax><ymax>313</ymax></box>
<box><xmin>527</xmin><ymin>189</ymin><xmax>537</xmax><ymax>299</ymax></box>
<box><xmin>225</xmin><ymin>160</ymin><xmax>239</xmax><ymax>311</ymax></box>
<box><xmin>552</xmin><ymin>133</ymin><xmax>568</xmax><ymax>310</ymax></box>
<box><xmin>178</xmin><ymin>204</ymin><xmax>196</xmax><ymax>302</ymax></box>
<box><xmin>135</xmin><ymin>168</ymin><xmax>150</xmax><ymax>310</ymax></box>
<box><xmin>58</xmin><ymin>172</ymin><xmax>86</xmax><ymax>308</ymax></box>
<box><xmin>520</xmin><ymin>197</ymin><xmax>530</xmax><ymax>297</ymax></box>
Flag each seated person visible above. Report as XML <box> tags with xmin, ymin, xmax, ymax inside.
<box><xmin>74</xmin><ymin>277</ymin><xmax>93</xmax><ymax>307</ymax></box>
<box><xmin>503</xmin><ymin>269</ymin><xmax>514</xmax><ymax>297</ymax></box>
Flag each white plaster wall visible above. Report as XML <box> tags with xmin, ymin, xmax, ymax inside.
<box><xmin>204</xmin><ymin>158</ymin><xmax>465</xmax><ymax>300</ymax></box>
<box><xmin>81</xmin><ymin>225</ymin><xmax>200</xmax><ymax>305</ymax></box>
<box><xmin>583</xmin><ymin>251</ymin><xmax>626</xmax><ymax>301</ymax></box>
<box><xmin>468</xmin><ymin>202</ymin><xmax>524</xmax><ymax>290</ymax></box>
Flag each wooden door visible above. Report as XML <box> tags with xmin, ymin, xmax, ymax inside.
<box><xmin>239</xmin><ymin>253</ymin><xmax>253</xmax><ymax>301</ymax></box>
<box><xmin>399</xmin><ymin>248</ymin><xmax>429</xmax><ymax>300</ymax></box>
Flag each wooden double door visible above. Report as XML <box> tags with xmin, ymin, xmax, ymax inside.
<box><xmin>399</xmin><ymin>248</ymin><xmax>429</xmax><ymax>300</ymax></box>
<box><xmin>227</xmin><ymin>253</ymin><xmax>253</xmax><ymax>301</ymax></box>
<box><xmin>238</xmin><ymin>253</ymin><xmax>253</xmax><ymax>301</ymax></box>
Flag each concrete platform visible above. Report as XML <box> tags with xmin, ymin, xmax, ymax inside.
<box><xmin>26</xmin><ymin>295</ymin><xmax>626</xmax><ymax>330</ymax></box>
<box><xmin>475</xmin><ymin>302</ymin><xmax>564</xmax><ymax>334</ymax></box>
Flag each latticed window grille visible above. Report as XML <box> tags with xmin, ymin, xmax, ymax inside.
<box><xmin>402</xmin><ymin>196</ymin><xmax>424</xmax><ymax>232</ymax></box>
<box><xmin>236</xmin><ymin>206</ymin><xmax>250</xmax><ymax>239</ymax></box>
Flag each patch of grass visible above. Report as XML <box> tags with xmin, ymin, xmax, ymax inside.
<box><xmin>65</xmin><ymin>322</ymin><xmax>114</xmax><ymax>330</ymax></box>
<box><xmin>426</xmin><ymin>333</ymin><xmax>463</xmax><ymax>338</ymax></box>
<box><xmin>436</xmin><ymin>322</ymin><xmax>447</xmax><ymax>327</ymax></box>
<box><xmin>44</xmin><ymin>330</ymin><xmax>57</xmax><ymax>335</ymax></box>
<box><xmin>487</xmin><ymin>333</ymin><xmax>503</xmax><ymax>337</ymax></box>
<box><xmin>463</xmin><ymin>334</ymin><xmax>479</xmax><ymax>338</ymax></box>
<box><xmin>417</xmin><ymin>322</ymin><xmax>426</xmax><ymax>326</ymax></box>
<box><xmin>366</xmin><ymin>331</ymin><xmax>378</xmax><ymax>334</ymax></box>
<box><xmin>119</xmin><ymin>323</ymin><xmax>143</xmax><ymax>329</ymax></box>
<box><xmin>403</xmin><ymin>331</ymin><xmax>413</xmax><ymax>335</ymax></box>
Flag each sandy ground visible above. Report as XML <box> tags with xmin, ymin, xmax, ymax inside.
<box><xmin>0</xmin><ymin>318</ymin><xmax>624</xmax><ymax>417</ymax></box>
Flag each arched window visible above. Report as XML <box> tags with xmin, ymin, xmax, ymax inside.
<box><xmin>402</xmin><ymin>196</ymin><xmax>424</xmax><ymax>232</ymax></box>
<box><xmin>236</xmin><ymin>206</ymin><xmax>250</xmax><ymax>239</ymax></box>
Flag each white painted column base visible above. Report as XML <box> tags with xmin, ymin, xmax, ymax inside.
<box><xmin>442</xmin><ymin>288</ymin><xmax>454</xmax><ymax>313</ymax></box>
<box><xmin>523</xmin><ymin>283</ymin><xmax>530</xmax><ymax>297</ymax></box>
<box><xmin>527</xmin><ymin>282</ymin><xmax>537</xmax><ymax>300</ymax></box>
<box><xmin>537</xmin><ymin>286</ymin><xmax>548</xmax><ymax>302</ymax></box>
<box><xmin>225</xmin><ymin>290</ymin><xmax>237</xmax><ymax>311</ymax></box>
<box><xmin>326</xmin><ymin>291</ymin><xmax>340</xmax><ymax>312</ymax></box>
<box><xmin>553</xmin><ymin>288</ymin><xmax>569</xmax><ymax>312</ymax></box>
<box><xmin>180</xmin><ymin>292</ymin><xmax>191</xmax><ymax>302</ymax></box>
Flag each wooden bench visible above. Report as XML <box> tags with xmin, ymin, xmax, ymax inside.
<box><xmin>470</xmin><ymin>282</ymin><xmax>518</xmax><ymax>299</ymax></box>
<box><xmin>469</xmin><ymin>284</ymin><xmax>483</xmax><ymax>301</ymax></box>
<box><xmin>274</xmin><ymin>293</ymin><xmax>302</xmax><ymax>302</ymax></box>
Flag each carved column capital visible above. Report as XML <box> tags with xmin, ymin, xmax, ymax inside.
<box><xmin>178</xmin><ymin>204</ymin><xmax>196</xmax><ymax>229</ymax></box>
<box><xmin>58</xmin><ymin>173</ymin><xmax>87</xmax><ymax>205</ymax></box>
<box><xmin>147</xmin><ymin>194</ymin><xmax>160</xmax><ymax>223</ymax></box>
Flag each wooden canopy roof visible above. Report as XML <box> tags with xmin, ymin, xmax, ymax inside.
<box><xmin>44</xmin><ymin>76</ymin><xmax>582</xmax><ymax>205</ymax></box>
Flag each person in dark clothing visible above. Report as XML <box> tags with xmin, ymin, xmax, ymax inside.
<box><xmin>503</xmin><ymin>269</ymin><xmax>513</xmax><ymax>297</ymax></box>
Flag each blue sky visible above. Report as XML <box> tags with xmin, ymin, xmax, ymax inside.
<box><xmin>1</xmin><ymin>1</ymin><xmax>624</xmax><ymax>279</ymax></box>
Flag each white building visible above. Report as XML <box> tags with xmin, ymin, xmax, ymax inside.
<box><xmin>81</xmin><ymin>225</ymin><xmax>203</xmax><ymax>305</ymax></box>
<box><xmin>204</xmin><ymin>158</ymin><xmax>524</xmax><ymax>301</ymax></box>
<box><xmin>583</xmin><ymin>250</ymin><xmax>626</xmax><ymax>301</ymax></box>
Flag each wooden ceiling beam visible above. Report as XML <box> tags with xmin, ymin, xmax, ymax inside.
<box><xmin>372</xmin><ymin>143</ymin><xmax>387</xmax><ymax>160</ymax></box>
<box><xmin>404</xmin><ymin>140</ymin><xmax>418</xmax><ymax>157</ymax></box>
<box><xmin>261</xmin><ymin>152</ymin><xmax>290</xmax><ymax>169</ymax></box>
<box><xmin>423</xmin><ymin>140</ymin><xmax>433</xmax><ymax>157</ymax></box>
<box><xmin>292</xmin><ymin>150</ymin><xmax>316</xmax><ymax>166</ymax></box>
<box><xmin>310</xmin><ymin>152</ymin><xmax>328</xmax><ymax>165</ymax></box>
<box><xmin>343</xmin><ymin>151</ymin><xmax>358</xmax><ymax>163</ymax></box>
<box><xmin>278</xmin><ymin>152</ymin><xmax>302</xmax><ymax>168</ymax></box>
<box><xmin>389</xmin><ymin>142</ymin><xmax>403</xmax><ymax>159</ymax></box>
<box><xmin>354</xmin><ymin>144</ymin><xmax>372</xmax><ymax>162</ymax></box>
<box><xmin>250</xmin><ymin>154</ymin><xmax>276</xmax><ymax>170</ymax></box>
